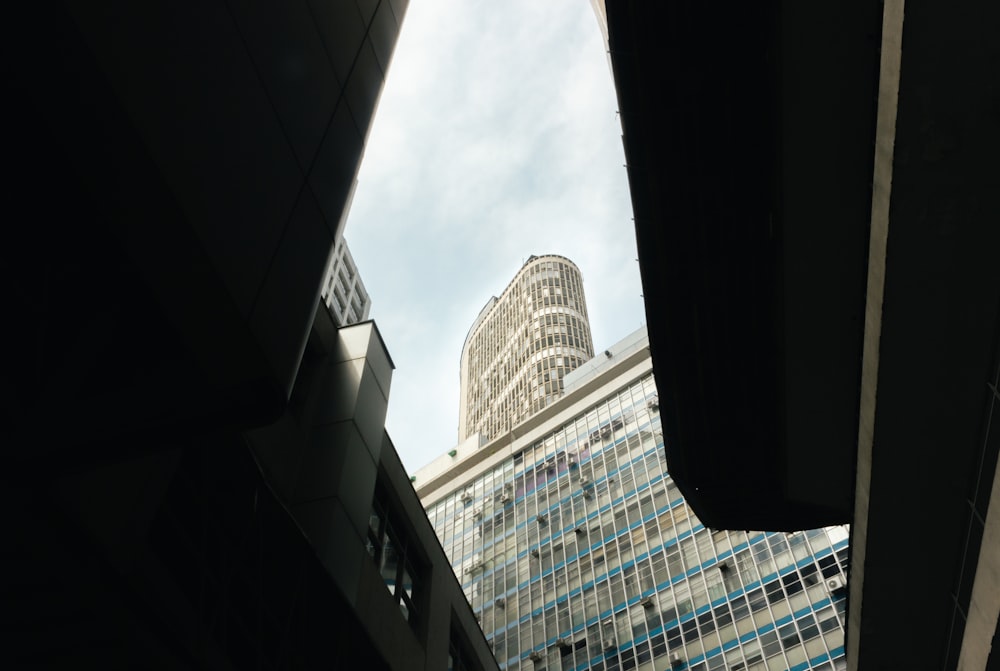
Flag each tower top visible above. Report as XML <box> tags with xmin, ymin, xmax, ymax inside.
<box><xmin>457</xmin><ymin>255</ymin><xmax>594</xmax><ymax>443</ymax></box>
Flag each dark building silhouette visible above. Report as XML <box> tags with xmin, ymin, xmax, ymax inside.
<box><xmin>1</xmin><ymin>2</ymin><xmax>495</xmax><ymax>669</ymax></box>
<box><xmin>601</xmin><ymin>0</ymin><xmax>1000</xmax><ymax>668</ymax></box>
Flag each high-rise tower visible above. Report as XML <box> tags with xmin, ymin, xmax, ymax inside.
<box><xmin>458</xmin><ymin>255</ymin><xmax>595</xmax><ymax>443</ymax></box>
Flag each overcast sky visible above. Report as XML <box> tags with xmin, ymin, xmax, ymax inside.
<box><xmin>345</xmin><ymin>0</ymin><xmax>645</xmax><ymax>472</ymax></box>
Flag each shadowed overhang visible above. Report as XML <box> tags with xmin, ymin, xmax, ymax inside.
<box><xmin>605</xmin><ymin>0</ymin><xmax>882</xmax><ymax>531</ymax></box>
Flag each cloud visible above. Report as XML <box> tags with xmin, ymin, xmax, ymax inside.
<box><xmin>345</xmin><ymin>0</ymin><xmax>643</xmax><ymax>472</ymax></box>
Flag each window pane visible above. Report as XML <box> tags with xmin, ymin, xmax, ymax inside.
<box><xmin>381</xmin><ymin>532</ymin><xmax>400</xmax><ymax>595</ymax></box>
<box><xmin>402</xmin><ymin>561</ymin><xmax>415</xmax><ymax>600</ymax></box>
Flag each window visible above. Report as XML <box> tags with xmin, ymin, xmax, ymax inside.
<box><xmin>797</xmin><ymin>613</ymin><xmax>820</xmax><ymax>642</ymax></box>
<box><xmin>817</xmin><ymin>605</ymin><xmax>841</xmax><ymax>633</ymax></box>
<box><xmin>713</xmin><ymin>601</ymin><xmax>733</xmax><ymax>627</ymax></box>
<box><xmin>764</xmin><ymin>579</ymin><xmax>784</xmax><ymax>604</ymax></box>
<box><xmin>730</xmin><ymin>595</ymin><xmax>749</xmax><ymax>621</ymax></box>
<box><xmin>697</xmin><ymin>610</ymin><xmax>715</xmax><ymax>635</ymax></box>
<box><xmin>720</xmin><ymin>562</ymin><xmax>741</xmax><ymax>593</ymax></box>
<box><xmin>747</xmin><ymin>588</ymin><xmax>767</xmax><ymax>613</ymax></box>
<box><xmin>779</xmin><ymin>622</ymin><xmax>800</xmax><ymax>648</ymax></box>
<box><xmin>368</xmin><ymin>483</ymin><xmax>422</xmax><ymax>627</ymax></box>
<box><xmin>682</xmin><ymin>618</ymin><xmax>699</xmax><ymax>642</ymax></box>
<box><xmin>781</xmin><ymin>570</ymin><xmax>804</xmax><ymax>596</ymax></box>
<box><xmin>819</xmin><ymin>554</ymin><xmax>841</xmax><ymax>578</ymax></box>
<box><xmin>760</xmin><ymin>630</ymin><xmax>782</xmax><ymax>658</ymax></box>
<box><xmin>706</xmin><ymin>653</ymin><xmax>726</xmax><ymax>671</ymax></box>
<box><xmin>449</xmin><ymin>628</ymin><xmax>480</xmax><ymax>671</ymax></box>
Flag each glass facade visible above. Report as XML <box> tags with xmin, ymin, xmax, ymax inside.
<box><xmin>426</xmin><ymin>374</ymin><xmax>849</xmax><ymax>671</ymax></box>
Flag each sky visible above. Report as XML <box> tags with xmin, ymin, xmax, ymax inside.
<box><xmin>344</xmin><ymin>0</ymin><xmax>645</xmax><ymax>472</ymax></box>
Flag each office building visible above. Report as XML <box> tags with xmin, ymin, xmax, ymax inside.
<box><xmin>459</xmin><ymin>255</ymin><xmax>595</xmax><ymax>443</ymax></box>
<box><xmin>321</xmin><ymin>237</ymin><xmax>372</xmax><ymax>326</ymax></box>
<box><xmin>417</xmin><ymin>329</ymin><xmax>849</xmax><ymax>671</ymax></box>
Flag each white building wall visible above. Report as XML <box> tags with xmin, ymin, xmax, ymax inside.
<box><xmin>320</xmin><ymin>237</ymin><xmax>372</xmax><ymax>327</ymax></box>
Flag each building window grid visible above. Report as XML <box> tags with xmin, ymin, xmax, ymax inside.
<box><xmin>516</xmin><ymin>527</ymin><xmax>847</xmax><ymax>671</ymax></box>
<box><xmin>444</xmin><ymin>414</ymin><xmax>664</xmax><ymax>588</ymax></box>
<box><xmin>447</xmin><ymin>438</ymin><xmax>662</xmax><ymax>575</ymax></box>
<box><xmin>437</xmin><ymin>384</ymin><xmax>659</xmax><ymax>548</ymax></box>
<box><xmin>430</xmin><ymin>378</ymin><xmax>847</xmax><ymax>670</ymax></box>
<box><xmin>454</xmin><ymin>444</ymin><xmax>663</xmax><ymax>576</ymax></box>
<box><xmin>693</xmin><ymin>540</ymin><xmax>843</xmax><ymax>668</ymax></box>
<box><xmin>624</xmin><ymin>544</ymin><xmax>842</xmax><ymax>671</ymax></box>
<box><xmin>462</xmin><ymin>258</ymin><xmax>594</xmax><ymax>442</ymax></box>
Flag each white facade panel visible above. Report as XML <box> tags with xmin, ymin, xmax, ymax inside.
<box><xmin>320</xmin><ymin>236</ymin><xmax>372</xmax><ymax>327</ymax></box>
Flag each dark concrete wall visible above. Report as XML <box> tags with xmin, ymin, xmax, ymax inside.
<box><xmin>2</xmin><ymin>0</ymin><xmax>408</xmax><ymax>469</ymax></box>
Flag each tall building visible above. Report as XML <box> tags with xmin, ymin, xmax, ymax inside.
<box><xmin>321</xmin><ymin>236</ymin><xmax>372</xmax><ymax>326</ymax></box>
<box><xmin>417</xmin><ymin>329</ymin><xmax>849</xmax><ymax>671</ymax></box>
<box><xmin>459</xmin><ymin>255</ymin><xmax>595</xmax><ymax>443</ymax></box>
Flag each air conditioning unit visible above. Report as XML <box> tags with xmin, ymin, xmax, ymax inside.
<box><xmin>648</xmin><ymin>395</ymin><xmax>660</xmax><ymax>412</ymax></box>
<box><xmin>574</xmin><ymin>526</ymin><xmax>586</xmax><ymax>535</ymax></box>
<box><xmin>461</xmin><ymin>491</ymin><xmax>473</xmax><ymax>504</ymax></box>
<box><xmin>600</xmin><ymin>426</ymin><xmax>612</xmax><ymax>438</ymax></box>
<box><xmin>669</xmin><ymin>652</ymin><xmax>684</xmax><ymax>667</ymax></box>
<box><xmin>528</xmin><ymin>651</ymin><xmax>544</xmax><ymax>662</ymax></box>
<box><xmin>530</xmin><ymin>548</ymin><xmax>540</xmax><ymax>558</ymax></box>
<box><xmin>603</xmin><ymin>637</ymin><xmax>617</xmax><ymax>651</ymax></box>
<box><xmin>568</xmin><ymin>456</ymin><xmax>578</xmax><ymax>468</ymax></box>
<box><xmin>536</xmin><ymin>513</ymin><xmax>548</xmax><ymax>525</ymax></box>
<box><xmin>640</xmin><ymin>596</ymin><xmax>655</xmax><ymax>608</ymax></box>
<box><xmin>466</xmin><ymin>560</ymin><xmax>484</xmax><ymax>574</ymax></box>
<box><xmin>500</xmin><ymin>493</ymin><xmax>512</xmax><ymax>504</ymax></box>
<box><xmin>495</xmin><ymin>597</ymin><xmax>506</xmax><ymax>609</ymax></box>
<box><xmin>827</xmin><ymin>575</ymin><xmax>846</xmax><ymax>591</ymax></box>
<box><xmin>472</xmin><ymin>508</ymin><xmax>483</xmax><ymax>520</ymax></box>
<box><xmin>583</xmin><ymin>489</ymin><xmax>593</xmax><ymax>499</ymax></box>
<box><xmin>579</xmin><ymin>476</ymin><xmax>590</xmax><ymax>487</ymax></box>
<box><xmin>556</xmin><ymin>637</ymin><xmax>572</xmax><ymax>649</ymax></box>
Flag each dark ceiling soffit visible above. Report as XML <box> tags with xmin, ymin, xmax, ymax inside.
<box><xmin>604</xmin><ymin>0</ymin><xmax>876</xmax><ymax>530</ymax></box>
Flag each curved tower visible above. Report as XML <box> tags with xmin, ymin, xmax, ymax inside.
<box><xmin>458</xmin><ymin>255</ymin><xmax>595</xmax><ymax>442</ymax></box>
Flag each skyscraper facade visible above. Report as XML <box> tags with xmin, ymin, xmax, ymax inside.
<box><xmin>459</xmin><ymin>255</ymin><xmax>595</xmax><ymax>443</ymax></box>
<box><xmin>417</xmin><ymin>329</ymin><xmax>849</xmax><ymax>671</ymax></box>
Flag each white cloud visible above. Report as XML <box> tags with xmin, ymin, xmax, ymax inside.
<box><xmin>346</xmin><ymin>0</ymin><xmax>644</xmax><ymax>472</ymax></box>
